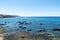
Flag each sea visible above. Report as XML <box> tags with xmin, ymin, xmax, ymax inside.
<box><xmin>0</xmin><ymin>16</ymin><xmax>60</xmax><ymax>37</ymax></box>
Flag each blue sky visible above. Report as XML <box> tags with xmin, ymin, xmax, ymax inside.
<box><xmin>0</xmin><ymin>0</ymin><xmax>60</xmax><ymax>16</ymax></box>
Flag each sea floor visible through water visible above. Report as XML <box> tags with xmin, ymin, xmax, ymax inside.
<box><xmin>1</xmin><ymin>31</ymin><xmax>60</xmax><ymax>40</ymax></box>
<box><xmin>0</xmin><ymin>15</ymin><xmax>60</xmax><ymax>40</ymax></box>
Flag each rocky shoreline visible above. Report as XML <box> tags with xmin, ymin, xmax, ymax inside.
<box><xmin>0</xmin><ymin>27</ymin><xmax>60</xmax><ymax>40</ymax></box>
<box><xmin>3</xmin><ymin>31</ymin><xmax>60</xmax><ymax>40</ymax></box>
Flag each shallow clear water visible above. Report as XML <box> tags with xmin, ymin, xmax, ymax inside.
<box><xmin>0</xmin><ymin>17</ymin><xmax>60</xmax><ymax>40</ymax></box>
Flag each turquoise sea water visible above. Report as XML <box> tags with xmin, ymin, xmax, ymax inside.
<box><xmin>0</xmin><ymin>17</ymin><xmax>60</xmax><ymax>37</ymax></box>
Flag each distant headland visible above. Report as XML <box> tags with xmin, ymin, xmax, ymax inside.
<box><xmin>0</xmin><ymin>14</ymin><xmax>18</xmax><ymax>18</ymax></box>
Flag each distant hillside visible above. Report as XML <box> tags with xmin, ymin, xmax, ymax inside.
<box><xmin>0</xmin><ymin>14</ymin><xmax>4</xmax><ymax>18</ymax></box>
<box><xmin>0</xmin><ymin>14</ymin><xmax>18</xmax><ymax>18</ymax></box>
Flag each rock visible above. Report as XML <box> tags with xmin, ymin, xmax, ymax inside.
<box><xmin>52</xmin><ymin>28</ymin><xmax>60</xmax><ymax>31</ymax></box>
<box><xmin>36</xmin><ymin>29</ymin><xmax>46</xmax><ymax>32</ymax></box>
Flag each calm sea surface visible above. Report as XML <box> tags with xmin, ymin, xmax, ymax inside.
<box><xmin>0</xmin><ymin>17</ymin><xmax>60</xmax><ymax>37</ymax></box>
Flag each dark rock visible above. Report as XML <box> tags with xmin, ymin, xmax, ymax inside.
<box><xmin>40</xmin><ymin>23</ymin><xmax>43</xmax><ymax>25</ymax></box>
<box><xmin>0</xmin><ymin>24</ymin><xmax>6</xmax><ymax>25</ymax></box>
<box><xmin>52</xmin><ymin>28</ymin><xmax>60</xmax><ymax>31</ymax></box>
<box><xmin>18</xmin><ymin>21</ymin><xmax>24</xmax><ymax>25</ymax></box>
<box><xmin>19</xmin><ymin>26</ymin><xmax>23</xmax><ymax>28</ymax></box>
<box><xmin>36</xmin><ymin>29</ymin><xmax>46</xmax><ymax>32</ymax></box>
<box><xmin>27</xmin><ymin>29</ymin><xmax>32</xmax><ymax>31</ymax></box>
<box><xmin>21</xmin><ymin>36</ymin><xmax>24</xmax><ymax>38</ymax></box>
<box><xmin>22</xmin><ymin>27</ymin><xmax>26</xmax><ymax>29</ymax></box>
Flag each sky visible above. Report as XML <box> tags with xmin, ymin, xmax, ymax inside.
<box><xmin>0</xmin><ymin>0</ymin><xmax>60</xmax><ymax>16</ymax></box>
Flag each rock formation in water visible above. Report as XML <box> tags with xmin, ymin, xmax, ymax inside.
<box><xmin>52</xmin><ymin>28</ymin><xmax>60</xmax><ymax>31</ymax></box>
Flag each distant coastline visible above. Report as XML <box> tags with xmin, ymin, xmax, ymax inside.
<box><xmin>0</xmin><ymin>14</ymin><xmax>19</xmax><ymax>18</ymax></box>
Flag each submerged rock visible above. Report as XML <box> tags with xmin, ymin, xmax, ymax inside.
<box><xmin>36</xmin><ymin>29</ymin><xmax>46</xmax><ymax>32</ymax></box>
<box><xmin>52</xmin><ymin>28</ymin><xmax>60</xmax><ymax>31</ymax></box>
<box><xmin>4</xmin><ymin>31</ymin><xmax>60</xmax><ymax>40</ymax></box>
<box><xmin>27</xmin><ymin>29</ymin><xmax>32</xmax><ymax>31</ymax></box>
<box><xmin>40</xmin><ymin>23</ymin><xmax>43</xmax><ymax>25</ymax></box>
<box><xmin>0</xmin><ymin>24</ymin><xmax>6</xmax><ymax>25</ymax></box>
<box><xmin>22</xmin><ymin>27</ymin><xmax>26</xmax><ymax>29</ymax></box>
<box><xmin>19</xmin><ymin>26</ymin><xmax>23</xmax><ymax>28</ymax></box>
